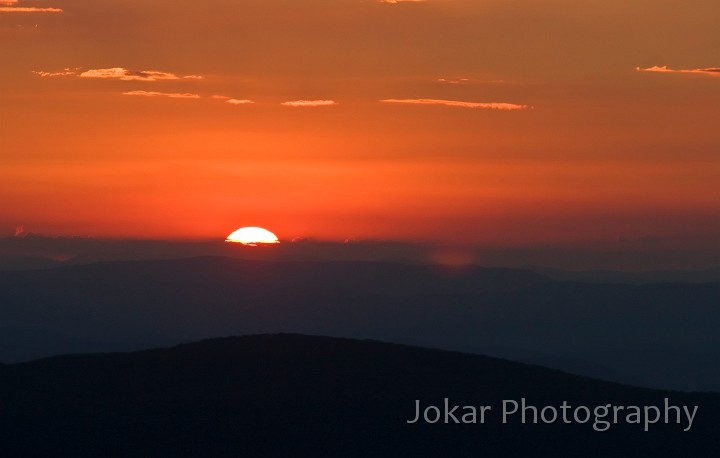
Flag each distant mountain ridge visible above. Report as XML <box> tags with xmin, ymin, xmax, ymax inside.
<box><xmin>529</xmin><ymin>266</ymin><xmax>720</xmax><ymax>284</ymax></box>
<box><xmin>3</xmin><ymin>234</ymin><xmax>719</xmax><ymax>273</ymax></box>
<box><xmin>1</xmin><ymin>256</ymin><xmax>718</xmax><ymax>392</ymax></box>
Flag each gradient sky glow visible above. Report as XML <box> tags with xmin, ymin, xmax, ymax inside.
<box><xmin>1</xmin><ymin>0</ymin><xmax>719</xmax><ymax>245</ymax></box>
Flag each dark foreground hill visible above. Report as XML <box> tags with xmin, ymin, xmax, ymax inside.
<box><xmin>0</xmin><ymin>334</ymin><xmax>718</xmax><ymax>457</ymax></box>
<box><xmin>1</xmin><ymin>257</ymin><xmax>719</xmax><ymax>391</ymax></box>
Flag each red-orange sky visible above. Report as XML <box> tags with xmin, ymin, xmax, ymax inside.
<box><xmin>1</xmin><ymin>0</ymin><xmax>719</xmax><ymax>245</ymax></box>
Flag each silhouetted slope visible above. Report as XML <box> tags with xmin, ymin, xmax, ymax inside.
<box><xmin>0</xmin><ymin>334</ymin><xmax>718</xmax><ymax>457</ymax></box>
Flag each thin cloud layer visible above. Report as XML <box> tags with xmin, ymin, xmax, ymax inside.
<box><xmin>33</xmin><ymin>69</ymin><xmax>76</xmax><ymax>77</ymax></box>
<box><xmin>437</xmin><ymin>78</ymin><xmax>470</xmax><ymax>84</ymax></box>
<box><xmin>211</xmin><ymin>95</ymin><xmax>254</xmax><ymax>105</ymax></box>
<box><xmin>0</xmin><ymin>7</ymin><xmax>63</xmax><ymax>12</ymax></box>
<box><xmin>437</xmin><ymin>77</ymin><xmax>505</xmax><ymax>84</ymax></box>
<box><xmin>34</xmin><ymin>67</ymin><xmax>202</xmax><ymax>81</ymax></box>
<box><xmin>1</xmin><ymin>0</ymin><xmax>62</xmax><ymax>12</ymax></box>
<box><xmin>281</xmin><ymin>100</ymin><xmax>337</xmax><ymax>107</ymax></box>
<box><xmin>226</xmin><ymin>99</ymin><xmax>255</xmax><ymax>105</ymax></box>
<box><xmin>81</xmin><ymin>68</ymin><xmax>202</xmax><ymax>81</ymax></box>
<box><xmin>637</xmin><ymin>66</ymin><xmax>720</xmax><ymax>77</ymax></box>
<box><xmin>123</xmin><ymin>91</ymin><xmax>200</xmax><ymax>99</ymax></box>
<box><xmin>380</xmin><ymin>99</ymin><xmax>529</xmax><ymax>110</ymax></box>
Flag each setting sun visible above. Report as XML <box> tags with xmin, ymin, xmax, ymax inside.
<box><xmin>226</xmin><ymin>227</ymin><xmax>279</xmax><ymax>245</ymax></box>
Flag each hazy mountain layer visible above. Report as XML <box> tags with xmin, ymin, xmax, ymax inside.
<box><xmin>1</xmin><ymin>257</ymin><xmax>718</xmax><ymax>391</ymax></box>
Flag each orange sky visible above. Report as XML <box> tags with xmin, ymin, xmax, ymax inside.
<box><xmin>1</xmin><ymin>0</ymin><xmax>719</xmax><ymax>244</ymax></box>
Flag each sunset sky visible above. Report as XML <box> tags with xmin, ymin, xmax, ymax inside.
<box><xmin>2</xmin><ymin>0</ymin><xmax>719</xmax><ymax>246</ymax></box>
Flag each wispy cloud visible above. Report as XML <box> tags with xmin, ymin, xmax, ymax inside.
<box><xmin>34</xmin><ymin>67</ymin><xmax>202</xmax><ymax>81</ymax></box>
<box><xmin>123</xmin><ymin>91</ymin><xmax>200</xmax><ymax>99</ymax></box>
<box><xmin>437</xmin><ymin>78</ymin><xmax>470</xmax><ymax>84</ymax></box>
<box><xmin>281</xmin><ymin>100</ymin><xmax>337</xmax><ymax>107</ymax></box>
<box><xmin>380</xmin><ymin>99</ymin><xmax>529</xmax><ymax>110</ymax></box>
<box><xmin>1</xmin><ymin>1</ymin><xmax>62</xmax><ymax>12</ymax></box>
<box><xmin>636</xmin><ymin>65</ymin><xmax>720</xmax><ymax>77</ymax></box>
<box><xmin>211</xmin><ymin>95</ymin><xmax>254</xmax><ymax>105</ymax></box>
<box><xmin>0</xmin><ymin>6</ymin><xmax>63</xmax><ymax>12</ymax></box>
<box><xmin>33</xmin><ymin>69</ymin><xmax>76</xmax><ymax>77</ymax></box>
<box><xmin>437</xmin><ymin>77</ymin><xmax>505</xmax><ymax>84</ymax></box>
<box><xmin>226</xmin><ymin>99</ymin><xmax>255</xmax><ymax>105</ymax></box>
<box><xmin>80</xmin><ymin>68</ymin><xmax>202</xmax><ymax>81</ymax></box>
<box><xmin>378</xmin><ymin>0</ymin><xmax>427</xmax><ymax>3</ymax></box>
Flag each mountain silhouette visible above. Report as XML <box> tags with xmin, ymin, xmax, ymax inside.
<box><xmin>0</xmin><ymin>334</ymin><xmax>718</xmax><ymax>457</ymax></box>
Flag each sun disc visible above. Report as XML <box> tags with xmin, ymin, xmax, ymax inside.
<box><xmin>226</xmin><ymin>227</ymin><xmax>279</xmax><ymax>245</ymax></box>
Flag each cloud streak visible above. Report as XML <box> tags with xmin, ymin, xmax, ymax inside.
<box><xmin>80</xmin><ymin>68</ymin><xmax>202</xmax><ymax>81</ymax></box>
<box><xmin>33</xmin><ymin>69</ymin><xmax>76</xmax><ymax>77</ymax></box>
<box><xmin>226</xmin><ymin>99</ymin><xmax>255</xmax><ymax>105</ymax></box>
<box><xmin>380</xmin><ymin>99</ymin><xmax>529</xmax><ymax>110</ymax></box>
<box><xmin>34</xmin><ymin>67</ymin><xmax>202</xmax><ymax>81</ymax></box>
<box><xmin>281</xmin><ymin>100</ymin><xmax>337</xmax><ymax>107</ymax></box>
<box><xmin>1</xmin><ymin>1</ymin><xmax>62</xmax><ymax>12</ymax></box>
<box><xmin>637</xmin><ymin>65</ymin><xmax>720</xmax><ymax>77</ymax></box>
<box><xmin>437</xmin><ymin>77</ymin><xmax>505</xmax><ymax>84</ymax></box>
<box><xmin>437</xmin><ymin>78</ymin><xmax>470</xmax><ymax>84</ymax></box>
<box><xmin>0</xmin><ymin>7</ymin><xmax>63</xmax><ymax>12</ymax></box>
<box><xmin>378</xmin><ymin>0</ymin><xmax>427</xmax><ymax>3</ymax></box>
<box><xmin>211</xmin><ymin>95</ymin><xmax>255</xmax><ymax>105</ymax></box>
<box><xmin>123</xmin><ymin>91</ymin><xmax>200</xmax><ymax>99</ymax></box>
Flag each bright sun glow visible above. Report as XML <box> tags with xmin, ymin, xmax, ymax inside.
<box><xmin>226</xmin><ymin>227</ymin><xmax>280</xmax><ymax>245</ymax></box>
